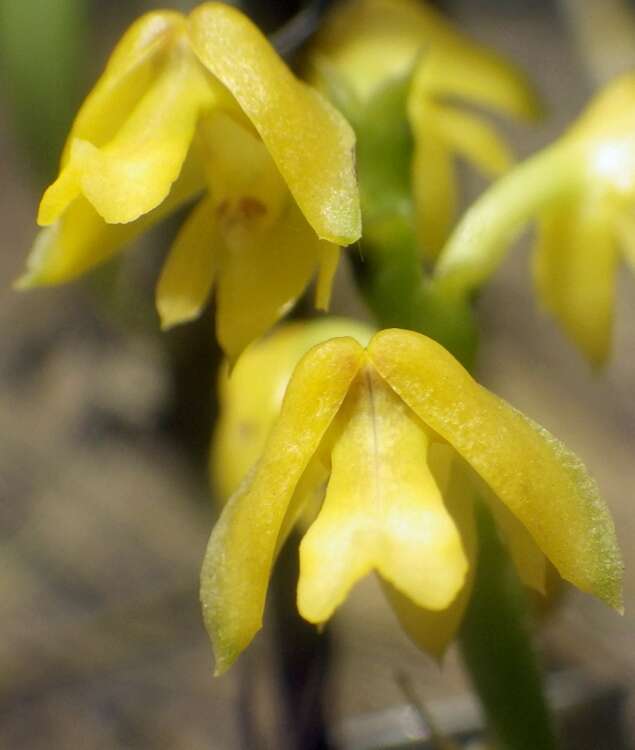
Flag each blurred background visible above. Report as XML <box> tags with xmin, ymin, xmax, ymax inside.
<box><xmin>1</xmin><ymin>1</ymin><xmax>634</xmax><ymax>748</ymax></box>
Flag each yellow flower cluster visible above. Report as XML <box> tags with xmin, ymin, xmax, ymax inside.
<box><xmin>19</xmin><ymin>1</ymin><xmax>625</xmax><ymax>679</ymax></box>
<box><xmin>18</xmin><ymin>3</ymin><xmax>360</xmax><ymax>360</ymax></box>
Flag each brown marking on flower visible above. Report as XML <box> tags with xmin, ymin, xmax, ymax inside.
<box><xmin>216</xmin><ymin>196</ymin><xmax>267</xmax><ymax>233</ymax></box>
<box><xmin>239</xmin><ymin>197</ymin><xmax>267</xmax><ymax>220</ymax></box>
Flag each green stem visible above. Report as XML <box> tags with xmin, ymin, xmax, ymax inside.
<box><xmin>352</xmin><ymin>223</ymin><xmax>478</xmax><ymax>368</ymax></box>
<box><xmin>460</xmin><ymin>502</ymin><xmax>558</xmax><ymax>750</ymax></box>
<box><xmin>349</xmin><ymin>72</ymin><xmax>479</xmax><ymax>368</ymax></box>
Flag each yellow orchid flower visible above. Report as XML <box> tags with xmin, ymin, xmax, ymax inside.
<box><xmin>201</xmin><ymin>327</ymin><xmax>622</xmax><ymax>674</ymax></box>
<box><xmin>436</xmin><ymin>73</ymin><xmax>635</xmax><ymax>365</ymax></box>
<box><xmin>17</xmin><ymin>4</ymin><xmax>360</xmax><ymax>361</ymax></box>
<box><xmin>309</xmin><ymin>0</ymin><xmax>540</xmax><ymax>258</ymax></box>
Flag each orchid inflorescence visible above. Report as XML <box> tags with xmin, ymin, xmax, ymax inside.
<box><xmin>19</xmin><ymin>0</ymin><xmax>624</xmax><ymax>713</ymax></box>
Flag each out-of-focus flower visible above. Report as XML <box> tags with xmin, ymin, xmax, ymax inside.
<box><xmin>436</xmin><ymin>74</ymin><xmax>635</xmax><ymax>365</ymax></box>
<box><xmin>308</xmin><ymin>0</ymin><xmax>539</xmax><ymax>258</ymax></box>
<box><xmin>202</xmin><ymin>327</ymin><xmax>622</xmax><ymax>673</ymax></box>
<box><xmin>17</xmin><ymin>4</ymin><xmax>360</xmax><ymax>360</ymax></box>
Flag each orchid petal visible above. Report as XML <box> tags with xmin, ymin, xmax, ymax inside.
<box><xmin>59</xmin><ymin>11</ymin><xmax>183</xmax><ymax>165</ymax></box>
<box><xmin>55</xmin><ymin>54</ymin><xmax>212</xmax><ymax>225</ymax></box>
<box><xmin>200</xmin><ymin>337</ymin><xmax>364</xmax><ymax>673</ymax></box>
<box><xmin>19</xmin><ymin>152</ymin><xmax>204</xmax><ymax>287</ymax></box>
<box><xmin>410</xmin><ymin>107</ymin><xmax>456</xmax><ymax>259</ymax></box>
<box><xmin>534</xmin><ymin>197</ymin><xmax>618</xmax><ymax>366</ymax></box>
<box><xmin>297</xmin><ymin>366</ymin><xmax>467</xmax><ymax>623</ymax></box>
<box><xmin>215</xmin><ymin>199</ymin><xmax>329</xmax><ymax>364</ymax></box>
<box><xmin>188</xmin><ymin>2</ymin><xmax>361</xmax><ymax>245</ymax></box>
<box><xmin>382</xmin><ymin>446</ymin><xmax>477</xmax><ymax>658</ymax></box>
<box><xmin>156</xmin><ymin>195</ymin><xmax>217</xmax><ymax>329</ymax></box>
<box><xmin>432</xmin><ymin>105</ymin><xmax>513</xmax><ymax>177</ymax></box>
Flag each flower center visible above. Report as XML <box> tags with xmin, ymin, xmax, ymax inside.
<box><xmin>216</xmin><ymin>196</ymin><xmax>267</xmax><ymax>225</ymax></box>
<box><xmin>215</xmin><ymin>196</ymin><xmax>270</xmax><ymax>248</ymax></box>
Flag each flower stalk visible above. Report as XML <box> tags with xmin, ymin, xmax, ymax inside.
<box><xmin>460</xmin><ymin>501</ymin><xmax>558</xmax><ymax>750</ymax></box>
<box><xmin>349</xmin><ymin>72</ymin><xmax>478</xmax><ymax>367</ymax></box>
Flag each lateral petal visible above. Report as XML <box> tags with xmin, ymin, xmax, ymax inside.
<box><xmin>432</xmin><ymin>105</ymin><xmax>513</xmax><ymax>177</ymax></box>
<box><xmin>59</xmin><ymin>11</ymin><xmax>184</xmax><ymax>165</ymax></box>
<box><xmin>215</xmin><ymin>200</ymin><xmax>331</xmax><ymax>363</ymax></box>
<box><xmin>315</xmin><ymin>243</ymin><xmax>341</xmax><ymax>311</ymax></box>
<box><xmin>19</xmin><ymin>151</ymin><xmax>205</xmax><ymax>288</ymax></box>
<box><xmin>368</xmin><ymin>329</ymin><xmax>623</xmax><ymax>610</ymax></box>
<box><xmin>413</xmin><ymin>42</ymin><xmax>540</xmax><ymax>121</ymax></box>
<box><xmin>533</xmin><ymin>197</ymin><xmax>618</xmax><ymax>366</ymax></box>
<box><xmin>478</xmin><ymin>476</ymin><xmax>547</xmax><ymax>594</ymax></box>
<box><xmin>156</xmin><ymin>195</ymin><xmax>217</xmax><ymax>329</ymax></box>
<box><xmin>200</xmin><ymin>336</ymin><xmax>365</xmax><ymax>673</ymax></box>
<box><xmin>297</xmin><ymin>367</ymin><xmax>467</xmax><ymax>624</ymax></box>
<box><xmin>70</xmin><ymin>53</ymin><xmax>213</xmax><ymax>224</ymax></box>
<box><xmin>38</xmin><ymin>12</ymin><xmax>184</xmax><ymax>226</ymax></box>
<box><xmin>187</xmin><ymin>3</ymin><xmax>361</xmax><ymax>245</ymax></box>
<box><xmin>410</xmin><ymin>106</ymin><xmax>456</xmax><ymax>259</ymax></box>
